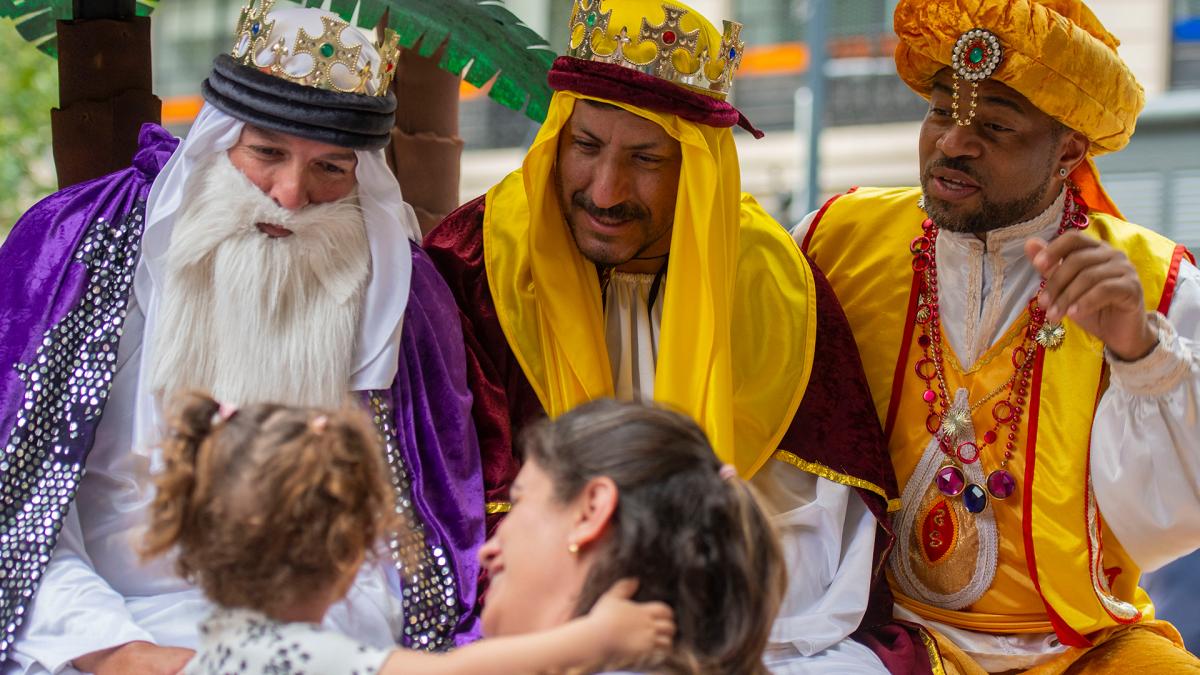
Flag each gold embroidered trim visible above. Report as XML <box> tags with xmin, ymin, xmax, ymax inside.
<box><xmin>486</xmin><ymin>501</ymin><xmax>512</xmax><ymax>515</ymax></box>
<box><xmin>1085</xmin><ymin>485</ymin><xmax>1141</xmax><ymax>622</ymax></box>
<box><xmin>772</xmin><ymin>451</ymin><xmax>902</xmax><ymax>512</ymax></box>
<box><xmin>917</xmin><ymin>626</ymin><xmax>949</xmax><ymax>675</ymax></box>
<box><xmin>945</xmin><ymin>307</ymin><xmax>1030</xmax><ymax>376</ymax></box>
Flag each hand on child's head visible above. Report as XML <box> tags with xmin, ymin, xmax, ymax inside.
<box><xmin>590</xmin><ymin>578</ymin><xmax>675</xmax><ymax>663</ymax></box>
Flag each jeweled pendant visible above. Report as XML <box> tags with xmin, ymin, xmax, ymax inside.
<box><xmin>940</xmin><ymin>406</ymin><xmax>972</xmax><ymax>440</ymax></box>
<box><xmin>986</xmin><ymin>469</ymin><xmax>1016</xmax><ymax>499</ymax></box>
<box><xmin>963</xmin><ymin>484</ymin><xmax>988</xmax><ymax>513</ymax></box>
<box><xmin>935</xmin><ymin>465</ymin><xmax>966</xmax><ymax>497</ymax></box>
<box><xmin>1035</xmin><ymin>322</ymin><xmax>1066</xmax><ymax>350</ymax></box>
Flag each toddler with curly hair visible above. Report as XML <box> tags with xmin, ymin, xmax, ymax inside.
<box><xmin>142</xmin><ymin>392</ymin><xmax>674</xmax><ymax>674</ymax></box>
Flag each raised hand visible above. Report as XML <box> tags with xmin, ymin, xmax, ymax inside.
<box><xmin>589</xmin><ymin>578</ymin><xmax>676</xmax><ymax>663</ymax></box>
<box><xmin>1026</xmin><ymin>232</ymin><xmax>1157</xmax><ymax>361</ymax></box>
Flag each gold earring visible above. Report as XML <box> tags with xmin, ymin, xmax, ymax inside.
<box><xmin>567</xmin><ymin>542</ymin><xmax>580</xmax><ymax>554</ymax></box>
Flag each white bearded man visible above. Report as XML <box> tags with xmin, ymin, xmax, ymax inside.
<box><xmin>0</xmin><ymin>3</ymin><xmax>484</xmax><ymax>673</ymax></box>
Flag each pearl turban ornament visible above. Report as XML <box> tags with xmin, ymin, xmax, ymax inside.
<box><xmin>893</xmin><ymin>0</ymin><xmax>1144</xmax><ymax>156</ymax></box>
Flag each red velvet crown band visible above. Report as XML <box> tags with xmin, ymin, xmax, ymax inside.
<box><xmin>547</xmin><ymin>56</ymin><xmax>764</xmax><ymax>139</ymax></box>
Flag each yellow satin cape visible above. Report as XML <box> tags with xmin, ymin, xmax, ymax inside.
<box><xmin>483</xmin><ymin>90</ymin><xmax>817</xmax><ymax>478</ymax></box>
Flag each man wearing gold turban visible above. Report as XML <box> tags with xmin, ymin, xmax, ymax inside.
<box><xmin>425</xmin><ymin>0</ymin><xmax>936</xmax><ymax>671</ymax></box>
<box><xmin>798</xmin><ymin>0</ymin><xmax>1200</xmax><ymax>672</ymax></box>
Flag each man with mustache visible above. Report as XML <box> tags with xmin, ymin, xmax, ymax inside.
<box><xmin>424</xmin><ymin>0</ymin><xmax>933</xmax><ymax>671</ymax></box>
<box><xmin>0</xmin><ymin>3</ymin><xmax>482</xmax><ymax>673</ymax></box>
<box><xmin>798</xmin><ymin>0</ymin><xmax>1200</xmax><ymax>671</ymax></box>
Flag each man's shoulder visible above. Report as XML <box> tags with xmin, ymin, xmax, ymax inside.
<box><xmin>819</xmin><ymin>186</ymin><xmax>922</xmax><ymax>217</ymax></box>
<box><xmin>424</xmin><ymin>194</ymin><xmax>486</xmax><ymax>256</ymax></box>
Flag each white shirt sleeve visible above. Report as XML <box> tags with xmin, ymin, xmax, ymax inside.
<box><xmin>1092</xmin><ymin>259</ymin><xmax>1200</xmax><ymax>573</ymax></box>
<box><xmin>789</xmin><ymin>211</ymin><xmax>821</xmax><ymax>251</ymax></box>
<box><xmin>8</xmin><ymin>507</ymin><xmax>155</xmax><ymax>674</ymax></box>
<box><xmin>751</xmin><ymin>461</ymin><xmax>889</xmax><ymax>673</ymax></box>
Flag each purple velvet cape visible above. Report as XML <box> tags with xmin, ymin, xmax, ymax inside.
<box><xmin>0</xmin><ymin>125</ymin><xmax>484</xmax><ymax>659</ymax></box>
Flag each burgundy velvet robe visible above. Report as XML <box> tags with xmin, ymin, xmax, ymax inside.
<box><xmin>424</xmin><ymin>196</ymin><xmax>934</xmax><ymax>673</ymax></box>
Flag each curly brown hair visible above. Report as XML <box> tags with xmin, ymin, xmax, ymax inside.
<box><xmin>521</xmin><ymin>399</ymin><xmax>788</xmax><ymax>675</ymax></box>
<box><xmin>142</xmin><ymin>391</ymin><xmax>398</xmax><ymax>616</ymax></box>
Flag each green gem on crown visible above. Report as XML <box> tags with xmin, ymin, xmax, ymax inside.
<box><xmin>586</xmin><ymin>12</ymin><xmax>596</xmax><ymax>26</ymax></box>
<box><xmin>320</xmin><ymin>42</ymin><xmax>335</xmax><ymax>58</ymax></box>
<box><xmin>969</xmin><ymin>46</ymin><xmax>985</xmax><ymax>64</ymax></box>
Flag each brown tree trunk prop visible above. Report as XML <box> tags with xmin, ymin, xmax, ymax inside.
<box><xmin>388</xmin><ymin>38</ymin><xmax>464</xmax><ymax>236</ymax></box>
<box><xmin>52</xmin><ymin>12</ymin><xmax>161</xmax><ymax>189</ymax></box>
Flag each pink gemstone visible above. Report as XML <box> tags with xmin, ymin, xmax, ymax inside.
<box><xmin>987</xmin><ymin>469</ymin><xmax>1017</xmax><ymax>499</ymax></box>
<box><xmin>935</xmin><ymin>465</ymin><xmax>966</xmax><ymax>497</ymax></box>
<box><xmin>923</xmin><ymin>389</ymin><xmax>936</xmax><ymax>403</ymax></box>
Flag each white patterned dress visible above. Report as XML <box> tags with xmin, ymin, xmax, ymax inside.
<box><xmin>184</xmin><ymin>608</ymin><xmax>391</xmax><ymax>675</ymax></box>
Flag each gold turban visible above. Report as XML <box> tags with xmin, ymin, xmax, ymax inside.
<box><xmin>893</xmin><ymin>0</ymin><xmax>1143</xmax><ymax>157</ymax></box>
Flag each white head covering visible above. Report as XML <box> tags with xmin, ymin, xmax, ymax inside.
<box><xmin>131</xmin><ymin>102</ymin><xmax>420</xmax><ymax>453</ymax></box>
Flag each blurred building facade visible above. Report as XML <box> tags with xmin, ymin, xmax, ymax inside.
<box><xmin>151</xmin><ymin>0</ymin><xmax>1200</xmax><ymax>243</ymax></box>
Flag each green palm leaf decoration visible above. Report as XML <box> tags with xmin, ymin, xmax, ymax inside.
<box><xmin>0</xmin><ymin>0</ymin><xmax>157</xmax><ymax>58</ymax></box>
<box><xmin>306</xmin><ymin>0</ymin><xmax>556</xmax><ymax>122</ymax></box>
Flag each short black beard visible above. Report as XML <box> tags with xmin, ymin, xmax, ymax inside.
<box><xmin>921</xmin><ymin>159</ymin><xmax>1055</xmax><ymax>235</ymax></box>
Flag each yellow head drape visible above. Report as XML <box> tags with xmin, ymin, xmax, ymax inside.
<box><xmin>483</xmin><ymin>90</ymin><xmax>816</xmax><ymax>477</ymax></box>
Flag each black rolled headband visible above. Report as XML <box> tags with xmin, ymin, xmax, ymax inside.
<box><xmin>201</xmin><ymin>53</ymin><xmax>397</xmax><ymax>151</ymax></box>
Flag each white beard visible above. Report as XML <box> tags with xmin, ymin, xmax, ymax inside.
<box><xmin>147</xmin><ymin>151</ymin><xmax>371</xmax><ymax>409</ymax></box>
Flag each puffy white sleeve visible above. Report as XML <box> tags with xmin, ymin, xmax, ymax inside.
<box><xmin>790</xmin><ymin>211</ymin><xmax>820</xmax><ymax>251</ymax></box>
<box><xmin>1092</xmin><ymin>259</ymin><xmax>1200</xmax><ymax>573</ymax></box>
<box><xmin>8</xmin><ymin>506</ymin><xmax>154</xmax><ymax>674</ymax></box>
<box><xmin>751</xmin><ymin>460</ymin><xmax>889</xmax><ymax>673</ymax></box>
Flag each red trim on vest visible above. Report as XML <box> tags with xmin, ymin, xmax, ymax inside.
<box><xmin>883</xmin><ymin>270</ymin><xmax>922</xmax><ymax>442</ymax></box>
<box><xmin>1021</xmin><ymin>348</ymin><xmax>1094</xmax><ymax>649</ymax></box>
<box><xmin>800</xmin><ymin>187</ymin><xmax>858</xmax><ymax>254</ymax></box>
<box><xmin>1157</xmin><ymin>245</ymin><xmax>1192</xmax><ymax>315</ymax></box>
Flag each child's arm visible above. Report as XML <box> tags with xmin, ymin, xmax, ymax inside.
<box><xmin>378</xmin><ymin>579</ymin><xmax>674</xmax><ymax>675</ymax></box>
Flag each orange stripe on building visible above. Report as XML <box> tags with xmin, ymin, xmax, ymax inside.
<box><xmin>162</xmin><ymin>94</ymin><xmax>205</xmax><ymax>126</ymax></box>
<box><xmin>740</xmin><ymin>43</ymin><xmax>808</xmax><ymax>77</ymax></box>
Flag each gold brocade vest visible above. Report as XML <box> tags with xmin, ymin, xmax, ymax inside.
<box><xmin>803</xmin><ymin>187</ymin><xmax>1193</xmax><ymax>647</ymax></box>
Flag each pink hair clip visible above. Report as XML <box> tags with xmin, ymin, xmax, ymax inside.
<box><xmin>210</xmin><ymin>402</ymin><xmax>238</xmax><ymax>426</ymax></box>
<box><xmin>718</xmin><ymin>464</ymin><xmax>738</xmax><ymax>481</ymax></box>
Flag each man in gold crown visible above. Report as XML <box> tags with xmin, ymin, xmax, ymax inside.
<box><xmin>424</xmin><ymin>0</ymin><xmax>935</xmax><ymax>671</ymax></box>
<box><xmin>797</xmin><ymin>0</ymin><xmax>1200</xmax><ymax>672</ymax></box>
<box><xmin>0</xmin><ymin>3</ymin><xmax>486</xmax><ymax>672</ymax></box>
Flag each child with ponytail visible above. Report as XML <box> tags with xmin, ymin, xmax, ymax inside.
<box><xmin>143</xmin><ymin>391</ymin><xmax>674</xmax><ymax>675</ymax></box>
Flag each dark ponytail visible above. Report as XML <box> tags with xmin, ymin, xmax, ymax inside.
<box><xmin>521</xmin><ymin>399</ymin><xmax>787</xmax><ymax>674</ymax></box>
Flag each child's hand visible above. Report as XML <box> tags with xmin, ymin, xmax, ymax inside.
<box><xmin>588</xmin><ymin>578</ymin><xmax>675</xmax><ymax>663</ymax></box>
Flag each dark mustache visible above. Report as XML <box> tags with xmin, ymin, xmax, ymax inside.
<box><xmin>927</xmin><ymin>157</ymin><xmax>980</xmax><ymax>182</ymax></box>
<box><xmin>572</xmin><ymin>192</ymin><xmax>648</xmax><ymax>222</ymax></box>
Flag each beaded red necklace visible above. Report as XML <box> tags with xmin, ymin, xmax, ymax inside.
<box><xmin>909</xmin><ymin>188</ymin><xmax>1089</xmax><ymax>514</ymax></box>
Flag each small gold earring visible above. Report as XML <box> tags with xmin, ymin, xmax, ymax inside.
<box><xmin>567</xmin><ymin>542</ymin><xmax>580</xmax><ymax>554</ymax></box>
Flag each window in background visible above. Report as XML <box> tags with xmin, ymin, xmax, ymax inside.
<box><xmin>153</xmin><ymin>0</ymin><xmax>244</xmax><ymax>99</ymax></box>
<box><xmin>730</xmin><ymin>0</ymin><xmax>924</xmax><ymax>132</ymax></box>
<box><xmin>1173</xmin><ymin>0</ymin><xmax>1200</xmax><ymax>88</ymax></box>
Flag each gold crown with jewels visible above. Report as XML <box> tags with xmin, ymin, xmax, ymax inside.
<box><xmin>231</xmin><ymin>0</ymin><xmax>401</xmax><ymax>96</ymax></box>
<box><xmin>567</xmin><ymin>0</ymin><xmax>746</xmax><ymax>99</ymax></box>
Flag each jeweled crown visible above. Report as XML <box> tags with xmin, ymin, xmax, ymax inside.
<box><xmin>231</xmin><ymin>0</ymin><xmax>401</xmax><ymax>96</ymax></box>
<box><xmin>567</xmin><ymin>0</ymin><xmax>746</xmax><ymax>99</ymax></box>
